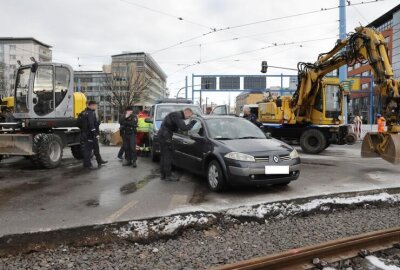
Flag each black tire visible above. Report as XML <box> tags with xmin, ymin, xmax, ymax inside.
<box><xmin>345</xmin><ymin>132</ymin><xmax>357</xmax><ymax>145</ymax></box>
<box><xmin>71</xmin><ymin>144</ymin><xmax>84</xmax><ymax>160</ymax></box>
<box><xmin>206</xmin><ymin>160</ymin><xmax>226</xmax><ymax>192</ymax></box>
<box><xmin>31</xmin><ymin>133</ymin><xmax>63</xmax><ymax>169</ymax></box>
<box><xmin>300</xmin><ymin>129</ymin><xmax>327</xmax><ymax>154</ymax></box>
<box><xmin>151</xmin><ymin>142</ymin><xmax>160</xmax><ymax>162</ymax></box>
<box><xmin>323</xmin><ymin>141</ymin><xmax>331</xmax><ymax>150</ymax></box>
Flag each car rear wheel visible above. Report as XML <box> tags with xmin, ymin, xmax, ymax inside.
<box><xmin>207</xmin><ymin>160</ymin><xmax>226</xmax><ymax>192</ymax></box>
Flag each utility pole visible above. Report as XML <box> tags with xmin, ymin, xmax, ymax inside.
<box><xmin>339</xmin><ymin>0</ymin><xmax>348</xmax><ymax>124</ymax></box>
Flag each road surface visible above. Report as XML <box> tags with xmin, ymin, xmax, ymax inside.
<box><xmin>0</xmin><ymin>142</ymin><xmax>399</xmax><ymax>236</ymax></box>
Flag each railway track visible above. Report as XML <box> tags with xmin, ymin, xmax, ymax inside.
<box><xmin>211</xmin><ymin>226</ymin><xmax>400</xmax><ymax>270</ymax></box>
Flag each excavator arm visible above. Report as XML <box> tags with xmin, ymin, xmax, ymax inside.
<box><xmin>290</xmin><ymin>26</ymin><xmax>400</xmax><ymax>164</ymax></box>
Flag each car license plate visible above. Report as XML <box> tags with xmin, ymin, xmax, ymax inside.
<box><xmin>265</xmin><ymin>166</ymin><xmax>289</xmax><ymax>175</ymax></box>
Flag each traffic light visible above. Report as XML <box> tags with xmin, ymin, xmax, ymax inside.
<box><xmin>261</xmin><ymin>61</ymin><xmax>268</xmax><ymax>73</ymax></box>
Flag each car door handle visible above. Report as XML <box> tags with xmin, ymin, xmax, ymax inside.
<box><xmin>182</xmin><ymin>141</ymin><xmax>189</xmax><ymax>144</ymax></box>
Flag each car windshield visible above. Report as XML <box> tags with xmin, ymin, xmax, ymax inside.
<box><xmin>155</xmin><ymin>105</ymin><xmax>202</xmax><ymax>121</ymax></box>
<box><xmin>206</xmin><ymin>118</ymin><xmax>266</xmax><ymax>140</ymax></box>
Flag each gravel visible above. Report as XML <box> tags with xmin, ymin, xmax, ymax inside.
<box><xmin>316</xmin><ymin>247</ymin><xmax>400</xmax><ymax>269</ymax></box>
<box><xmin>1</xmin><ymin>203</ymin><xmax>400</xmax><ymax>270</ymax></box>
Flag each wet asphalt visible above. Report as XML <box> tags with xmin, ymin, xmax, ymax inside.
<box><xmin>0</xmin><ymin>142</ymin><xmax>400</xmax><ymax>236</ymax></box>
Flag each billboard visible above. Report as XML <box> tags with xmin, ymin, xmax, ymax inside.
<box><xmin>200</xmin><ymin>76</ymin><xmax>216</xmax><ymax>89</ymax></box>
<box><xmin>220</xmin><ymin>76</ymin><xmax>240</xmax><ymax>89</ymax></box>
<box><xmin>243</xmin><ymin>76</ymin><xmax>266</xmax><ymax>90</ymax></box>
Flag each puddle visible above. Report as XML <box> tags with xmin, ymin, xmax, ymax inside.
<box><xmin>120</xmin><ymin>171</ymin><xmax>158</xmax><ymax>195</ymax></box>
<box><xmin>84</xmin><ymin>199</ymin><xmax>99</xmax><ymax>207</ymax></box>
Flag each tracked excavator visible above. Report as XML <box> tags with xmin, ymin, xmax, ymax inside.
<box><xmin>0</xmin><ymin>61</ymin><xmax>87</xmax><ymax>168</ymax></box>
<box><xmin>260</xmin><ymin>26</ymin><xmax>400</xmax><ymax>164</ymax></box>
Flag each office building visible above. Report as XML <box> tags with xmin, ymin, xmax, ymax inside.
<box><xmin>111</xmin><ymin>52</ymin><xmax>167</xmax><ymax>108</ymax></box>
<box><xmin>0</xmin><ymin>37</ymin><xmax>52</xmax><ymax>97</ymax></box>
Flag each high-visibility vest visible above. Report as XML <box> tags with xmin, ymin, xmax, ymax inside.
<box><xmin>377</xmin><ymin>117</ymin><xmax>386</xmax><ymax>133</ymax></box>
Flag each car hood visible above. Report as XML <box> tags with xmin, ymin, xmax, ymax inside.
<box><xmin>215</xmin><ymin>138</ymin><xmax>293</xmax><ymax>154</ymax></box>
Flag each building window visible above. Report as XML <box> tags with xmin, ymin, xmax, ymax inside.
<box><xmin>361</xmin><ymin>71</ymin><xmax>370</xmax><ymax>77</ymax></box>
<box><xmin>362</xmin><ymin>83</ymin><xmax>369</xmax><ymax>90</ymax></box>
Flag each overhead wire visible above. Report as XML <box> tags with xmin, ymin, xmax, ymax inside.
<box><xmin>150</xmin><ymin>0</ymin><xmax>384</xmax><ymax>55</ymax></box>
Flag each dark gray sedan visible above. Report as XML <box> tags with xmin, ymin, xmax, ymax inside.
<box><xmin>172</xmin><ymin>115</ymin><xmax>301</xmax><ymax>192</ymax></box>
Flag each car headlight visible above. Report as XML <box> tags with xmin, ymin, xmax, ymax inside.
<box><xmin>225</xmin><ymin>152</ymin><xmax>255</xmax><ymax>162</ymax></box>
<box><xmin>289</xmin><ymin>149</ymin><xmax>299</xmax><ymax>159</ymax></box>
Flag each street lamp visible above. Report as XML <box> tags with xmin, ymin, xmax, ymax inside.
<box><xmin>175</xmin><ymin>83</ymin><xmax>207</xmax><ymax>99</ymax></box>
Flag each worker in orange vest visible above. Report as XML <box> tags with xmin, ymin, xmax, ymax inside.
<box><xmin>377</xmin><ymin>113</ymin><xmax>386</xmax><ymax>133</ymax></box>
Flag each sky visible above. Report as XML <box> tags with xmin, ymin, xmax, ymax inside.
<box><xmin>0</xmin><ymin>0</ymin><xmax>398</xmax><ymax>106</ymax></box>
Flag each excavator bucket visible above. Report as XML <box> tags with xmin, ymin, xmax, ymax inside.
<box><xmin>362</xmin><ymin>132</ymin><xmax>400</xmax><ymax>164</ymax></box>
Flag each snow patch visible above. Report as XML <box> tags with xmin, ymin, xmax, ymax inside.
<box><xmin>99</xmin><ymin>123</ymin><xmax>120</xmax><ymax>133</ymax></box>
<box><xmin>226</xmin><ymin>192</ymin><xmax>400</xmax><ymax>219</ymax></box>
<box><xmin>113</xmin><ymin>213</ymin><xmax>216</xmax><ymax>240</ymax></box>
<box><xmin>366</xmin><ymin>255</ymin><xmax>400</xmax><ymax>270</ymax></box>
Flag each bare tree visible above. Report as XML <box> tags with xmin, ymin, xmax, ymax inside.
<box><xmin>104</xmin><ymin>62</ymin><xmax>151</xmax><ymax>115</ymax></box>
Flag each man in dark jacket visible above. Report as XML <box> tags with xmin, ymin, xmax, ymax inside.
<box><xmin>81</xmin><ymin>101</ymin><xmax>108</xmax><ymax>169</ymax></box>
<box><xmin>117</xmin><ymin>112</ymin><xmax>126</xmax><ymax>160</ymax></box>
<box><xmin>243</xmin><ymin>107</ymin><xmax>262</xmax><ymax>128</ymax></box>
<box><xmin>120</xmin><ymin>106</ymin><xmax>138</xmax><ymax>167</ymax></box>
<box><xmin>159</xmin><ymin>108</ymin><xmax>196</xmax><ymax>181</ymax></box>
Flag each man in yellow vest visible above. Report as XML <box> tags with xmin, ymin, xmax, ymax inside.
<box><xmin>377</xmin><ymin>113</ymin><xmax>386</xmax><ymax>134</ymax></box>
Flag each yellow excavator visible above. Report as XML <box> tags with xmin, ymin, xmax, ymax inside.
<box><xmin>260</xmin><ymin>26</ymin><xmax>400</xmax><ymax>164</ymax></box>
<box><xmin>0</xmin><ymin>60</ymin><xmax>87</xmax><ymax>168</ymax></box>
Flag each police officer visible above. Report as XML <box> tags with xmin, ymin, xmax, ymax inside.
<box><xmin>120</xmin><ymin>106</ymin><xmax>138</xmax><ymax>167</ymax></box>
<box><xmin>243</xmin><ymin>107</ymin><xmax>262</xmax><ymax>127</ymax></box>
<box><xmin>82</xmin><ymin>101</ymin><xmax>108</xmax><ymax>170</ymax></box>
<box><xmin>159</xmin><ymin>108</ymin><xmax>196</xmax><ymax>181</ymax></box>
<box><xmin>117</xmin><ymin>111</ymin><xmax>126</xmax><ymax>160</ymax></box>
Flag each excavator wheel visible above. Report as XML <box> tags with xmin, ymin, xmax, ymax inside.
<box><xmin>300</xmin><ymin>129</ymin><xmax>327</xmax><ymax>154</ymax></box>
<box><xmin>31</xmin><ymin>133</ymin><xmax>63</xmax><ymax>169</ymax></box>
<box><xmin>345</xmin><ymin>132</ymin><xmax>357</xmax><ymax>145</ymax></box>
<box><xmin>362</xmin><ymin>132</ymin><xmax>400</xmax><ymax>164</ymax></box>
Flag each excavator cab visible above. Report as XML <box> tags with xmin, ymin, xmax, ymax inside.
<box><xmin>13</xmin><ymin>62</ymin><xmax>75</xmax><ymax>120</ymax></box>
<box><xmin>310</xmin><ymin>82</ymin><xmax>345</xmax><ymax>125</ymax></box>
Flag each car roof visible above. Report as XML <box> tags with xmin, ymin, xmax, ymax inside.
<box><xmin>198</xmin><ymin>115</ymin><xmax>240</xmax><ymax>120</ymax></box>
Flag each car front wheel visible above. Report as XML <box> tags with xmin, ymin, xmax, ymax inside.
<box><xmin>207</xmin><ymin>160</ymin><xmax>226</xmax><ymax>192</ymax></box>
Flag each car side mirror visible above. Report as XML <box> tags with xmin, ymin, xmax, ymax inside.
<box><xmin>144</xmin><ymin>118</ymin><xmax>153</xmax><ymax>124</ymax></box>
<box><xmin>266</xmin><ymin>132</ymin><xmax>272</xmax><ymax>139</ymax></box>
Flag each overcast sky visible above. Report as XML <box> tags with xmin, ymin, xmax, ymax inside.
<box><xmin>1</xmin><ymin>0</ymin><xmax>398</xmax><ymax>105</ymax></box>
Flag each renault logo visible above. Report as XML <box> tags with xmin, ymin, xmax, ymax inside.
<box><xmin>273</xmin><ymin>155</ymin><xmax>279</xmax><ymax>163</ymax></box>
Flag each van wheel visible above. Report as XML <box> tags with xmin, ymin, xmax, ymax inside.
<box><xmin>207</xmin><ymin>160</ymin><xmax>226</xmax><ymax>192</ymax></box>
<box><xmin>300</xmin><ymin>129</ymin><xmax>326</xmax><ymax>154</ymax></box>
<box><xmin>151</xmin><ymin>142</ymin><xmax>159</xmax><ymax>162</ymax></box>
<box><xmin>32</xmin><ymin>133</ymin><xmax>63</xmax><ymax>168</ymax></box>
